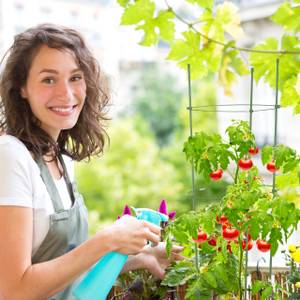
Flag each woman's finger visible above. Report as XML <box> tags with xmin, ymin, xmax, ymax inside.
<box><xmin>142</xmin><ymin>220</ymin><xmax>161</xmax><ymax>235</ymax></box>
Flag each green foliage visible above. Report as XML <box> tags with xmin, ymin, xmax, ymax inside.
<box><xmin>183</xmin><ymin>119</ymin><xmax>255</xmax><ymax>181</ymax></box>
<box><xmin>120</xmin><ymin>0</ymin><xmax>175</xmax><ymax>45</ymax></box>
<box><xmin>76</xmin><ymin>117</ymin><xmax>184</xmax><ymax>224</ymax></box>
<box><xmin>261</xmin><ymin>144</ymin><xmax>299</xmax><ymax>172</ymax></box>
<box><xmin>271</xmin><ymin>2</ymin><xmax>300</xmax><ymax>33</ymax></box>
<box><xmin>118</xmin><ymin>0</ymin><xmax>300</xmax><ymax>113</ymax></box>
<box><xmin>252</xmin><ymin>280</ymin><xmax>273</xmax><ymax>300</ymax></box>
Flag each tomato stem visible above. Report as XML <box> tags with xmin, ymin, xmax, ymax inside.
<box><xmin>234</xmin><ymin>166</ymin><xmax>239</xmax><ymax>184</ymax></box>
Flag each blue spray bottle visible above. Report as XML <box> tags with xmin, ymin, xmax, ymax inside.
<box><xmin>72</xmin><ymin>208</ymin><xmax>169</xmax><ymax>300</ymax></box>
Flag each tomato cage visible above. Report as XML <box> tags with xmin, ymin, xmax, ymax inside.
<box><xmin>185</xmin><ymin>58</ymin><xmax>296</xmax><ymax>300</ymax></box>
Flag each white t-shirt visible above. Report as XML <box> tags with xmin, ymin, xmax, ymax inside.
<box><xmin>0</xmin><ymin>135</ymin><xmax>74</xmax><ymax>256</ymax></box>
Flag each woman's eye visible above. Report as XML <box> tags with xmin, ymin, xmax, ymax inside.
<box><xmin>71</xmin><ymin>75</ymin><xmax>83</xmax><ymax>82</ymax></box>
<box><xmin>42</xmin><ymin>78</ymin><xmax>55</xmax><ymax>84</ymax></box>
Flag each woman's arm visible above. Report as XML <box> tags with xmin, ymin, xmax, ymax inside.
<box><xmin>0</xmin><ymin>207</ymin><xmax>160</xmax><ymax>300</ymax></box>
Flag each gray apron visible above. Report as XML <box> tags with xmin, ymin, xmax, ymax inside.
<box><xmin>32</xmin><ymin>155</ymin><xmax>88</xmax><ymax>300</ymax></box>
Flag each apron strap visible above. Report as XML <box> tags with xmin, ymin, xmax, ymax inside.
<box><xmin>58</xmin><ymin>153</ymin><xmax>76</xmax><ymax>205</ymax></box>
<box><xmin>35</xmin><ymin>155</ymin><xmax>73</xmax><ymax>213</ymax></box>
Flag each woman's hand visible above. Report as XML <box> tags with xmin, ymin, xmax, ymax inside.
<box><xmin>135</xmin><ymin>242</ymin><xmax>184</xmax><ymax>279</ymax></box>
<box><xmin>107</xmin><ymin>215</ymin><xmax>161</xmax><ymax>255</ymax></box>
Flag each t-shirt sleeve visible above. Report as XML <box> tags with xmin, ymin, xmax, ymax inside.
<box><xmin>0</xmin><ymin>141</ymin><xmax>33</xmax><ymax>207</ymax></box>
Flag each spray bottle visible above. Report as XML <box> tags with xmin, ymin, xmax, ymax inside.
<box><xmin>72</xmin><ymin>208</ymin><xmax>168</xmax><ymax>300</ymax></box>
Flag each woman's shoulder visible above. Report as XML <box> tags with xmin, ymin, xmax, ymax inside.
<box><xmin>0</xmin><ymin>134</ymin><xmax>28</xmax><ymax>148</ymax></box>
<box><xmin>0</xmin><ymin>134</ymin><xmax>32</xmax><ymax>162</ymax></box>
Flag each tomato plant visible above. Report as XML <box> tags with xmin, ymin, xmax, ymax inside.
<box><xmin>164</xmin><ymin>120</ymin><xmax>300</xmax><ymax>298</ymax></box>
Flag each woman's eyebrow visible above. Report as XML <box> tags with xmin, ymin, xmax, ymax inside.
<box><xmin>39</xmin><ymin>68</ymin><xmax>82</xmax><ymax>74</ymax></box>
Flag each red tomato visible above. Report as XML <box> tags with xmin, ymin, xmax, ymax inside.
<box><xmin>208</xmin><ymin>236</ymin><xmax>217</xmax><ymax>246</ymax></box>
<box><xmin>249</xmin><ymin>147</ymin><xmax>259</xmax><ymax>155</ymax></box>
<box><xmin>256</xmin><ymin>239</ymin><xmax>271</xmax><ymax>252</ymax></box>
<box><xmin>222</xmin><ymin>228</ymin><xmax>239</xmax><ymax>241</ymax></box>
<box><xmin>242</xmin><ymin>239</ymin><xmax>253</xmax><ymax>251</ymax></box>
<box><xmin>209</xmin><ymin>169</ymin><xmax>223</xmax><ymax>181</ymax></box>
<box><xmin>238</xmin><ymin>158</ymin><xmax>253</xmax><ymax>171</ymax></box>
<box><xmin>216</xmin><ymin>215</ymin><xmax>228</xmax><ymax>224</ymax></box>
<box><xmin>266</xmin><ymin>161</ymin><xmax>278</xmax><ymax>173</ymax></box>
<box><xmin>194</xmin><ymin>230</ymin><xmax>208</xmax><ymax>243</ymax></box>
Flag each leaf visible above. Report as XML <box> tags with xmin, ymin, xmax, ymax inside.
<box><xmin>261</xmin><ymin>286</ymin><xmax>273</xmax><ymax>300</ymax></box>
<box><xmin>219</xmin><ymin>49</ymin><xmax>248</xmax><ymax>96</ymax></box>
<box><xmin>277</xmin><ymin>168</ymin><xmax>300</xmax><ymax>189</ymax></box>
<box><xmin>120</xmin><ymin>0</ymin><xmax>155</xmax><ymax>25</ymax></box>
<box><xmin>167</xmin><ymin>31</ymin><xmax>208</xmax><ymax>79</ymax></box>
<box><xmin>202</xmin><ymin>271</ymin><xmax>217</xmax><ymax>288</ymax></box>
<box><xmin>269</xmin><ymin>227</ymin><xmax>282</xmax><ymax>256</ymax></box>
<box><xmin>261</xmin><ymin>145</ymin><xmax>273</xmax><ymax>165</ymax></box>
<box><xmin>252</xmin><ymin>280</ymin><xmax>265</xmax><ymax>294</ymax></box>
<box><xmin>249</xmin><ymin>38</ymin><xmax>278</xmax><ymax>84</ymax></box>
<box><xmin>117</xmin><ymin>0</ymin><xmax>129</xmax><ymax>8</ymax></box>
<box><xmin>271</xmin><ymin>2</ymin><xmax>300</xmax><ymax>33</ymax></box>
<box><xmin>215</xmin><ymin>2</ymin><xmax>244</xmax><ymax>40</ymax></box>
<box><xmin>155</xmin><ymin>10</ymin><xmax>175</xmax><ymax>42</ymax></box>
<box><xmin>281</xmin><ymin>76</ymin><xmax>300</xmax><ymax>114</ymax></box>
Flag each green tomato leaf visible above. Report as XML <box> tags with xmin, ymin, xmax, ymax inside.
<box><xmin>261</xmin><ymin>286</ymin><xmax>273</xmax><ymax>300</ymax></box>
<box><xmin>202</xmin><ymin>271</ymin><xmax>217</xmax><ymax>289</ymax></box>
<box><xmin>261</xmin><ymin>145</ymin><xmax>273</xmax><ymax>165</ymax></box>
<box><xmin>252</xmin><ymin>280</ymin><xmax>266</xmax><ymax>294</ymax></box>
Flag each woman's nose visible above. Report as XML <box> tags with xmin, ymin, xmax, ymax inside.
<box><xmin>55</xmin><ymin>81</ymin><xmax>73</xmax><ymax>99</ymax></box>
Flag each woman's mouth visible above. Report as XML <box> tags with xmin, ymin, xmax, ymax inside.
<box><xmin>49</xmin><ymin>105</ymin><xmax>78</xmax><ymax>116</ymax></box>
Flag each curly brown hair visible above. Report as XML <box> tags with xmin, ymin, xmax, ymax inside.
<box><xmin>0</xmin><ymin>23</ymin><xmax>110</xmax><ymax>161</ymax></box>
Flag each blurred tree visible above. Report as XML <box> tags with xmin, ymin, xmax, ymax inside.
<box><xmin>75</xmin><ymin>116</ymin><xmax>186</xmax><ymax>229</ymax></box>
<box><xmin>123</xmin><ymin>63</ymin><xmax>184</xmax><ymax>147</ymax></box>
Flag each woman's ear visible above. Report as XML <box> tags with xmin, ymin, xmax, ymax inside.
<box><xmin>20</xmin><ymin>86</ymin><xmax>28</xmax><ymax>99</ymax></box>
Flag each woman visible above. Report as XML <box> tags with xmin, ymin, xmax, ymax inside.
<box><xmin>0</xmin><ymin>24</ymin><xmax>182</xmax><ymax>300</ymax></box>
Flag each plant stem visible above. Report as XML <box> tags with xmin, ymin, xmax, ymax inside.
<box><xmin>234</xmin><ymin>148</ymin><xmax>239</xmax><ymax>184</ymax></box>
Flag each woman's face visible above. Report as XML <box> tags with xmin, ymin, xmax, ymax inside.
<box><xmin>21</xmin><ymin>45</ymin><xmax>87</xmax><ymax>140</ymax></box>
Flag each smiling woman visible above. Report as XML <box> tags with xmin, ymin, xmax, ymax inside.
<box><xmin>0</xmin><ymin>24</ymin><xmax>183</xmax><ymax>300</ymax></box>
